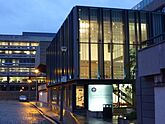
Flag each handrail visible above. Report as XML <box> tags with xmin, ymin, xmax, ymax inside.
<box><xmin>141</xmin><ymin>33</ymin><xmax>165</xmax><ymax>48</ymax></box>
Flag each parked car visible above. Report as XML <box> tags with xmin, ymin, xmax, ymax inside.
<box><xmin>19</xmin><ymin>95</ymin><xmax>27</xmax><ymax>102</ymax></box>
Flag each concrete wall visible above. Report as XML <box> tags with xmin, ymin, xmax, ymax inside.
<box><xmin>136</xmin><ymin>77</ymin><xmax>155</xmax><ymax>124</ymax></box>
<box><xmin>143</xmin><ymin>0</ymin><xmax>165</xmax><ymax>11</ymax></box>
<box><xmin>137</xmin><ymin>42</ymin><xmax>165</xmax><ymax>124</ymax></box>
<box><xmin>154</xmin><ymin>87</ymin><xmax>165</xmax><ymax>124</ymax></box>
<box><xmin>138</xmin><ymin>42</ymin><xmax>165</xmax><ymax>77</ymax></box>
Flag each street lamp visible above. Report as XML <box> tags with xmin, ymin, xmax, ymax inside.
<box><xmin>60</xmin><ymin>46</ymin><xmax>67</xmax><ymax>122</ymax></box>
<box><xmin>28</xmin><ymin>79</ymin><xmax>32</xmax><ymax>101</ymax></box>
<box><xmin>35</xmin><ymin>69</ymin><xmax>39</xmax><ymax>101</ymax></box>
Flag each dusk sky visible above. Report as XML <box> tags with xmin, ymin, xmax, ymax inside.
<box><xmin>0</xmin><ymin>0</ymin><xmax>141</xmax><ymax>34</ymax></box>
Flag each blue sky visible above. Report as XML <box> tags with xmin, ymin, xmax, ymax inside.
<box><xmin>0</xmin><ymin>0</ymin><xmax>141</xmax><ymax>34</ymax></box>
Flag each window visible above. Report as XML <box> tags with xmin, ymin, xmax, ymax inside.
<box><xmin>76</xmin><ymin>86</ymin><xmax>84</xmax><ymax>108</ymax></box>
<box><xmin>90</xmin><ymin>8</ymin><xmax>98</xmax><ymax>79</ymax></box>
<box><xmin>79</xmin><ymin>8</ymin><xmax>90</xmax><ymax>78</ymax></box>
<box><xmin>103</xmin><ymin>9</ymin><xmax>111</xmax><ymax>79</ymax></box>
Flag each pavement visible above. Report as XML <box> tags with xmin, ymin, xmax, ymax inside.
<box><xmin>30</xmin><ymin>101</ymin><xmax>114</xmax><ymax>124</ymax></box>
<box><xmin>0</xmin><ymin>100</ymin><xmax>52</xmax><ymax>124</ymax></box>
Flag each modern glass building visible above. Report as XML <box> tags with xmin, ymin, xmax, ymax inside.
<box><xmin>46</xmin><ymin>6</ymin><xmax>165</xmax><ymax>116</ymax></box>
<box><xmin>0</xmin><ymin>32</ymin><xmax>55</xmax><ymax>100</ymax></box>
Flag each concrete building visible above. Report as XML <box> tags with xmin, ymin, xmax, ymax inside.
<box><xmin>46</xmin><ymin>6</ymin><xmax>165</xmax><ymax>118</ymax></box>
<box><xmin>132</xmin><ymin>0</ymin><xmax>165</xmax><ymax>12</ymax></box>
<box><xmin>0</xmin><ymin>32</ymin><xmax>55</xmax><ymax>100</ymax></box>
<box><xmin>137</xmin><ymin>34</ymin><xmax>165</xmax><ymax>124</ymax></box>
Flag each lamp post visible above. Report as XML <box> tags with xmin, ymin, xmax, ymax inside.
<box><xmin>60</xmin><ymin>46</ymin><xmax>67</xmax><ymax>122</ymax></box>
<box><xmin>28</xmin><ymin>79</ymin><xmax>32</xmax><ymax>101</ymax></box>
<box><xmin>35</xmin><ymin>69</ymin><xmax>39</xmax><ymax>101</ymax></box>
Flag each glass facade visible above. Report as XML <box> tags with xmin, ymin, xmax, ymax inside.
<box><xmin>47</xmin><ymin>10</ymin><xmax>74</xmax><ymax>84</ymax></box>
<box><xmin>47</xmin><ymin>6</ymin><xmax>165</xmax><ymax>109</ymax></box>
<box><xmin>77</xmin><ymin>7</ymin><xmax>161</xmax><ymax>80</ymax></box>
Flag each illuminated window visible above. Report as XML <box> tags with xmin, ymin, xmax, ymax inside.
<box><xmin>9</xmin><ymin>42</ymin><xmax>30</xmax><ymax>46</ymax></box>
<box><xmin>112</xmin><ymin>10</ymin><xmax>124</xmax><ymax>79</ymax></box>
<box><xmin>14</xmin><ymin>51</ymin><xmax>21</xmax><ymax>54</ymax></box>
<box><xmin>91</xmin><ymin>44</ymin><xmax>98</xmax><ymax>78</ymax></box>
<box><xmin>0</xmin><ymin>42</ymin><xmax>8</xmax><ymax>46</ymax></box>
<box><xmin>103</xmin><ymin>9</ymin><xmax>111</xmax><ymax>79</ymax></box>
<box><xmin>113</xmin><ymin>45</ymin><xmax>124</xmax><ymax>79</ymax></box>
<box><xmin>79</xmin><ymin>8</ymin><xmax>89</xmax><ymax>79</ymax></box>
<box><xmin>76</xmin><ymin>86</ymin><xmax>84</xmax><ymax>108</ymax></box>
<box><xmin>90</xmin><ymin>9</ymin><xmax>99</xmax><ymax>79</ymax></box>
<box><xmin>31</xmin><ymin>42</ymin><xmax>39</xmax><ymax>46</ymax></box>
<box><xmin>140</xmin><ymin>12</ymin><xmax>148</xmax><ymax>42</ymax></box>
<box><xmin>24</xmin><ymin>51</ymin><xmax>30</xmax><ymax>55</ymax></box>
<box><xmin>0</xmin><ymin>77</ymin><xmax>7</xmax><ymax>83</ymax></box>
<box><xmin>129</xmin><ymin>12</ymin><xmax>136</xmax><ymax>45</ymax></box>
<box><xmin>32</xmin><ymin>51</ymin><xmax>36</xmax><ymax>55</ymax></box>
<box><xmin>80</xmin><ymin>44</ymin><xmax>89</xmax><ymax>78</ymax></box>
<box><xmin>0</xmin><ymin>68</ymin><xmax>8</xmax><ymax>72</ymax></box>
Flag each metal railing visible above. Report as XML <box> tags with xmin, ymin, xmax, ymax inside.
<box><xmin>141</xmin><ymin>33</ymin><xmax>165</xmax><ymax>49</ymax></box>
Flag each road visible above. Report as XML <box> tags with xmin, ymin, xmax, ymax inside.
<box><xmin>0</xmin><ymin>101</ymin><xmax>52</xmax><ymax>124</ymax></box>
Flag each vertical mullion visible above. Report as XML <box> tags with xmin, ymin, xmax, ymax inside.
<box><xmin>89</xmin><ymin>8</ymin><xmax>91</xmax><ymax>79</ymax></box>
<box><xmin>77</xmin><ymin>7</ymin><xmax>80</xmax><ymax>79</ymax></box>
<box><xmin>138</xmin><ymin>12</ymin><xmax>142</xmax><ymax>49</ymax></box>
<box><xmin>124</xmin><ymin>10</ymin><xmax>130</xmax><ymax>79</ymax></box>
<box><xmin>101</xmin><ymin>8</ymin><xmax>104</xmax><ymax>79</ymax></box>
<box><xmin>110</xmin><ymin>10</ymin><xmax>113</xmax><ymax>79</ymax></box>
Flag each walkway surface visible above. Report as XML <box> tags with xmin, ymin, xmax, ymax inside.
<box><xmin>0</xmin><ymin>101</ymin><xmax>51</xmax><ymax>124</ymax></box>
<box><xmin>30</xmin><ymin>102</ymin><xmax>115</xmax><ymax>124</ymax></box>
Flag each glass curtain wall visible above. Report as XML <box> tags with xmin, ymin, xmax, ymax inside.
<box><xmin>103</xmin><ymin>9</ymin><xmax>112</xmax><ymax>79</ymax></box>
<box><xmin>129</xmin><ymin>12</ymin><xmax>137</xmax><ymax>79</ymax></box>
<box><xmin>78</xmin><ymin>8</ymin><xmax>149</xmax><ymax>80</ymax></box>
<box><xmin>79</xmin><ymin>8</ymin><xmax>90</xmax><ymax>78</ymax></box>
<box><xmin>112</xmin><ymin>10</ymin><xmax>124</xmax><ymax>79</ymax></box>
<box><xmin>90</xmin><ymin>9</ymin><xmax>99</xmax><ymax>79</ymax></box>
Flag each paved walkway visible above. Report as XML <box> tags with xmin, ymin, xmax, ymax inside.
<box><xmin>0</xmin><ymin>101</ymin><xmax>51</xmax><ymax>124</ymax></box>
<box><xmin>30</xmin><ymin>102</ymin><xmax>113</xmax><ymax>124</ymax></box>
